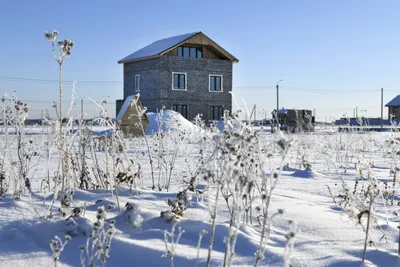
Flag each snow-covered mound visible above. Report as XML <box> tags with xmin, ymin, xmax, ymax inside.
<box><xmin>145</xmin><ymin>110</ymin><xmax>199</xmax><ymax>135</ymax></box>
<box><xmin>290</xmin><ymin>168</ymin><xmax>324</xmax><ymax>178</ymax></box>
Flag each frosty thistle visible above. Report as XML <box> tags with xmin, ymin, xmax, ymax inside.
<box><xmin>44</xmin><ymin>30</ymin><xmax>74</xmax><ymax>194</ymax></box>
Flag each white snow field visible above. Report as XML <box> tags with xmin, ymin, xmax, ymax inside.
<box><xmin>0</xmin><ymin>115</ymin><xmax>399</xmax><ymax>267</ymax></box>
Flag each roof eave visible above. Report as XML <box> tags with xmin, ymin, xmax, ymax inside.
<box><xmin>118</xmin><ymin>54</ymin><xmax>161</xmax><ymax>64</ymax></box>
<box><xmin>199</xmin><ymin>32</ymin><xmax>239</xmax><ymax>63</ymax></box>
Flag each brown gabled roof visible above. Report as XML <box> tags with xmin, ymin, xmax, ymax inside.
<box><xmin>118</xmin><ymin>32</ymin><xmax>238</xmax><ymax>64</ymax></box>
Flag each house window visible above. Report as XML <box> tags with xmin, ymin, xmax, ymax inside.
<box><xmin>177</xmin><ymin>46</ymin><xmax>203</xmax><ymax>58</ymax></box>
<box><xmin>172</xmin><ymin>104</ymin><xmax>188</xmax><ymax>119</ymax></box>
<box><xmin>135</xmin><ymin>74</ymin><xmax>140</xmax><ymax>92</ymax></box>
<box><xmin>209</xmin><ymin>106</ymin><xmax>224</xmax><ymax>121</ymax></box>
<box><xmin>209</xmin><ymin>75</ymin><xmax>223</xmax><ymax>92</ymax></box>
<box><xmin>394</xmin><ymin>107</ymin><xmax>398</xmax><ymax>113</ymax></box>
<box><xmin>172</xmin><ymin>72</ymin><xmax>186</xmax><ymax>90</ymax></box>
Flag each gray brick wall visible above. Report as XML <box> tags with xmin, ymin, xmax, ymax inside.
<box><xmin>118</xmin><ymin>56</ymin><xmax>233</xmax><ymax>122</ymax></box>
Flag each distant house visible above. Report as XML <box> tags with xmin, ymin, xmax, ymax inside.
<box><xmin>116</xmin><ymin>95</ymin><xmax>149</xmax><ymax>136</ymax></box>
<box><xmin>273</xmin><ymin>108</ymin><xmax>314</xmax><ymax>133</ymax></box>
<box><xmin>116</xmin><ymin>32</ymin><xmax>238</xmax><ymax>123</ymax></box>
<box><xmin>385</xmin><ymin>95</ymin><xmax>400</xmax><ymax>118</ymax></box>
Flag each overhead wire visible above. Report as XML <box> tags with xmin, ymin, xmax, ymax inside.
<box><xmin>0</xmin><ymin>75</ymin><xmax>393</xmax><ymax>92</ymax></box>
<box><xmin>233</xmin><ymin>86</ymin><xmax>382</xmax><ymax>92</ymax></box>
<box><xmin>0</xmin><ymin>76</ymin><xmax>122</xmax><ymax>85</ymax></box>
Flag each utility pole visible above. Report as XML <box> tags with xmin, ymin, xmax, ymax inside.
<box><xmin>276</xmin><ymin>79</ymin><xmax>283</xmax><ymax>128</ymax></box>
<box><xmin>41</xmin><ymin>110</ymin><xmax>43</xmax><ymax>119</ymax></box>
<box><xmin>81</xmin><ymin>98</ymin><xmax>84</xmax><ymax>121</ymax></box>
<box><xmin>381</xmin><ymin>88</ymin><xmax>384</xmax><ymax>128</ymax></box>
<box><xmin>356</xmin><ymin>107</ymin><xmax>358</xmax><ymax>118</ymax></box>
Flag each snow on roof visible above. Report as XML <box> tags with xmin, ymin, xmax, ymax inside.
<box><xmin>385</xmin><ymin>95</ymin><xmax>400</xmax><ymax>107</ymax></box>
<box><xmin>116</xmin><ymin>95</ymin><xmax>135</xmax><ymax>121</ymax></box>
<box><xmin>118</xmin><ymin>32</ymin><xmax>200</xmax><ymax>63</ymax></box>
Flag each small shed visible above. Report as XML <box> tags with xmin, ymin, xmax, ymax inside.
<box><xmin>116</xmin><ymin>95</ymin><xmax>149</xmax><ymax>136</ymax></box>
<box><xmin>385</xmin><ymin>95</ymin><xmax>400</xmax><ymax>118</ymax></box>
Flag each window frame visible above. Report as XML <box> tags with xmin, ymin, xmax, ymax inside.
<box><xmin>209</xmin><ymin>105</ymin><xmax>224</xmax><ymax>121</ymax></box>
<box><xmin>394</xmin><ymin>107</ymin><xmax>398</xmax><ymax>113</ymax></box>
<box><xmin>134</xmin><ymin>74</ymin><xmax>140</xmax><ymax>92</ymax></box>
<box><xmin>172</xmin><ymin>104</ymin><xmax>189</xmax><ymax>119</ymax></box>
<box><xmin>177</xmin><ymin>46</ymin><xmax>203</xmax><ymax>58</ymax></box>
<box><xmin>209</xmin><ymin>74</ymin><xmax>223</xmax><ymax>92</ymax></box>
<box><xmin>172</xmin><ymin>72</ymin><xmax>187</xmax><ymax>91</ymax></box>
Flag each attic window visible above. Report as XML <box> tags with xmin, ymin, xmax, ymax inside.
<box><xmin>177</xmin><ymin>46</ymin><xmax>203</xmax><ymax>58</ymax></box>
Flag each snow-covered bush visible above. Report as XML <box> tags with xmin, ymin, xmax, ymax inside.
<box><xmin>123</xmin><ymin>202</ymin><xmax>143</xmax><ymax>229</ymax></box>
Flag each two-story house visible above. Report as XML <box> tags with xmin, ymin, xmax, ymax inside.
<box><xmin>116</xmin><ymin>32</ymin><xmax>238</xmax><ymax>122</ymax></box>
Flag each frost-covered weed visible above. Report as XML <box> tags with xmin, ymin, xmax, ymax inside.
<box><xmin>326</xmin><ymin>135</ymin><xmax>398</xmax><ymax>262</ymax></box>
<box><xmin>196</xmin><ymin>229</ymin><xmax>208</xmax><ymax>267</ymax></box>
<box><xmin>283</xmin><ymin>220</ymin><xmax>296</xmax><ymax>267</ymax></box>
<box><xmin>80</xmin><ymin>206</ymin><xmax>116</xmax><ymax>267</ymax></box>
<box><xmin>163</xmin><ymin>223</ymin><xmax>185</xmax><ymax>267</ymax></box>
<box><xmin>0</xmin><ymin>170</ymin><xmax>6</xmax><ymax>198</ymax></box>
<box><xmin>127</xmin><ymin>94</ymin><xmax>155</xmax><ymax>189</ymax></box>
<box><xmin>44</xmin><ymin>30</ymin><xmax>74</xmax><ymax>198</ymax></box>
<box><xmin>0</xmin><ymin>93</ymin><xmax>40</xmax><ymax>198</ymax></box>
<box><xmin>49</xmin><ymin>235</ymin><xmax>71</xmax><ymax>267</ymax></box>
<box><xmin>194</xmin><ymin>110</ymin><xmax>292</xmax><ymax>267</ymax></box>
<box><xmin>151</xmin><ymin>107</ymin><xmax>185</xmax><ymax>191</ymax></box>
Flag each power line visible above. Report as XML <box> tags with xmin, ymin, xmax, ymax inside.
<box><xmin>20</xmin><ymin>100</ymin><xmax>115</xmax><ymax>105</ymax></box>
<box><xmin>316</xmin><ymin>106</ymin><xmax>380</xmax><ymax>111</ymax></box>
<box><xmin>0</xmin><ymin>76</ymin><xmax>122</xmax><ymax>85</ymax></box>
<box><xmin>233</xmin><ymin>86</ymin><xmax>382</xmax><ymax>92</ymax></box>
<box><xmin>281</xmin><ymin>86</ymin><xmax>379</xmax><ymax>92</ymax></box>
<box><xmin>1</xmin><ymin>75</ymin><xmax>398</xmax><ymax>94</ymax></box>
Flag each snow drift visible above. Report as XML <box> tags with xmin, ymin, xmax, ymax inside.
<box><xmin>145</xmin><ymin>110</ymin><xmax>200</xmax><ymax>135</ymax></box>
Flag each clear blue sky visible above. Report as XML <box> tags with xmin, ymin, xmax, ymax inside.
<box><xmin>1</xmin><ymin>0</ymin><xmax>399</xmax><ymax>120</ymax></box>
